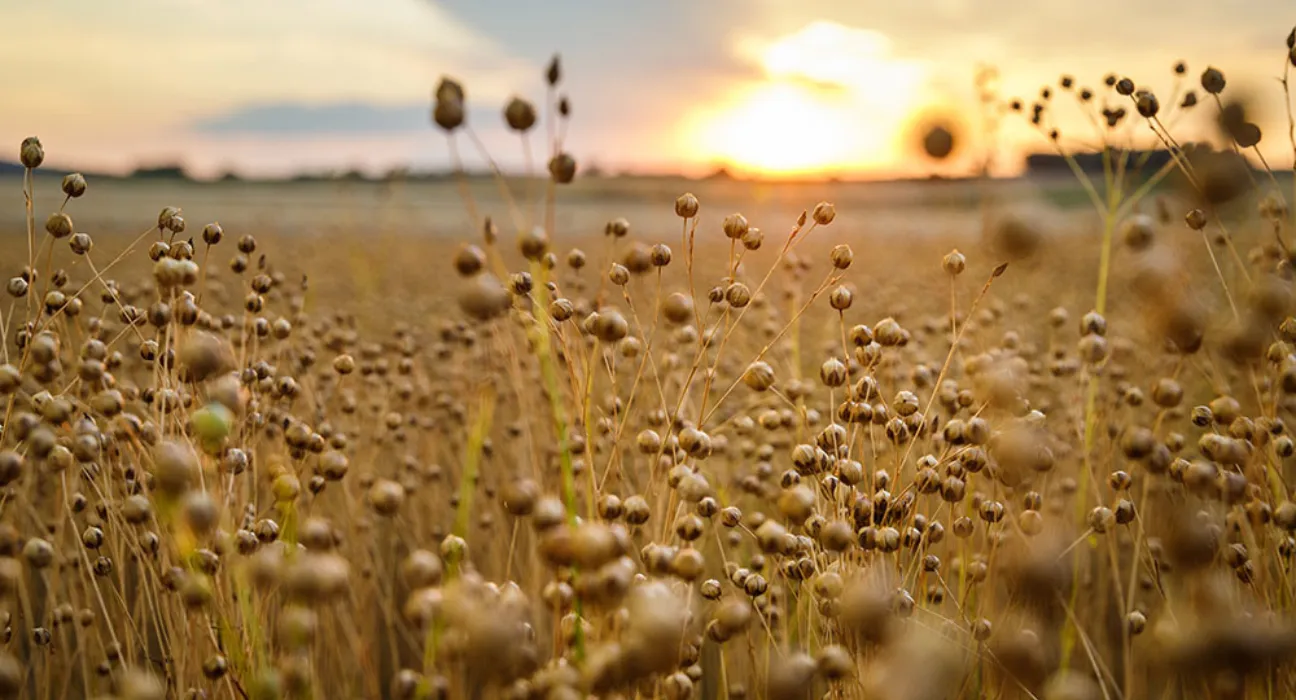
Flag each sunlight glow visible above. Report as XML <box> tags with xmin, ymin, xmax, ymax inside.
<box><xmin>692</xmin><ymin>83</ymin><xmax>876</xmax><ymax>176</ymax></box>
<box><xmin>688</xmin><ymin>21</ymin><xmax>930</xmax><ymax>177</ymax></box>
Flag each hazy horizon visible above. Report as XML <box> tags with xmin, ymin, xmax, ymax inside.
<box><xmin>3</xmin><ymin>0</ymin><xmax>1294</xmax><ymax>181</ymax></box>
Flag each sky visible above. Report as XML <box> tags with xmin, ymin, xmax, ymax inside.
<box><xmin>0</xmin><ymin>0</ymin><xmax>1293</xmax><ymax>179</ymax></box>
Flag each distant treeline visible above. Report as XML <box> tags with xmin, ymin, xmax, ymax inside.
<box><xmin>1025</xmin><ymin>149</ymin><xmax>1175</xmax><ymax>177</ymax></box>
<box><xmin>1024</xmin><ymin>145</ymin><xmax>1268</xmax><ymax>179</ymax></box>
<box><xmin>0</xmin><ymin>146</ymin><xmax>1272</xmax><ymax>184</ymax></box>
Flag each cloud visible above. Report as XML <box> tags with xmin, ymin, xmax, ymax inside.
<box><xmin>738</xmin><ymin>22</ymin><xmax>929</xmax><ymax>107</ymax></box>
<box><xmin>192</xmin><ymin>99</ymin><xmax>541</xmax><ymax>140</ymax></box>
<box><xmin>0</xmin><ymin>0</ymin><xmax>527</xmax><ymax>132</ymax></box>
<box><xmin>195</xmin><ymin>103</ymin><xmax>430</xmax><ymax>136</ymax></box>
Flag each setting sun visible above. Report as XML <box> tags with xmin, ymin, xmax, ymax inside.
<box><xmin>691</xmin><ymin>83</ymin><xmax>860</xmax><ymax>176</ymax></box>
<box><xmin>685</xmin><ymin>21</ymin><xmax>930</xmax><ymax>177</ymax></box>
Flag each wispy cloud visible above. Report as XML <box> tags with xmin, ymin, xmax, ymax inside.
<box><xmin>194</xmin><ymin>103</ymin><xmax>431</xmax><ymax>136</ymax></box>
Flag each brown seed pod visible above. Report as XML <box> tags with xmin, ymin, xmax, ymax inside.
<box><xmin>942</xmin><ymin>249</ymin><xmax>966</xmax><ymax>276</ymax></box>
<box><xmin>178</xmin><ymin>332</ymin><xmax>235</xmax><ymax>383</ymax></box>
<box><xmin>675</xmin><ymin>193</ymin><xmax>700</xmax><ymax>218</ymax></box>
<box><xmin>1135</xmin><ymin>91</ymin><xmax>1159</xmax><ymax>118</ymax></box>
<box><xmin>433</xmin><ymin>100</ymin><xmax>465</xmax><ymax>132</ymax></box>
<box><xmin>56</xmin><ymin>172</ymin><xmax>85</xmax><ymax>198</ymax></box>
<box><xmin>622</xmin><ymin>243</ymin><xmax>652</xmax><ymax>274</ymax></box>
<box><xmin>1121</xmin><ymin>214</ymin><xmax>1155</xmax><ymax>251</ymax></box>
<box><xmin>518</xmin><ymin>228</ymin><xmax>549</xmax><ymax>261</ymax></box>
<box><xmin>367</xmin><ymin>479</ymin><xmax>406</xmax><ymax>516</ymax></box>
<box><xmin>45</xmin><ymin>213</ymin><xmax>73</xmax><ymax>238</ymax></box>
<box><xmin>504</xmin><ymin>97</ymin><xmax>537</xmax><ymax>132</ymax></box>
<box><xmin>830</xmin><ymin>244</ymin><xmax>853</xmax><ymax>270</ymax></box>
<box><xmin>723</xmin><ymin>214</ymin><xmax>749</xmax><ymax>239</ymax></box>
<box><xmin>989</xmin><ymin>213</ymin><xmax>1043</xmax><ymax>260</ymax></box>
<box><xmin>608</xmin><ymin>263</ymin><xmax>630</xmax><ymax>286</ymax></box>
<box><xmin>454</xmin><ymin>244</ymin><xmax>486</xmax><ymax>277</ymax></box>
<box><xmin>19</xmin><ymin>137</ymin><xmax>44</xmax><ymax>168</ymax></box>
<box><xmin>725</xmin><ymin>283</ymin><xmax>751</xmax><ymax>308</ymax></box>
<box><xmin>400</xmin><ymin>550</ymin><xmax>444</xmax><ymax>588</ymax></box>
<box><xmin>829</xmin><ymin>285</ymin><xmax>853</xmax><ymax>311</ymax></box>
<box><xmin>743</xmin><ymin>362</ymin><xmax>776</xmax><ymax>391</ymax></box>
<box><xmin>812</xmin><ymin>202</ymin><xmax>836</xmax><ymax>225</ymax></box>
<box><xmin>458</xmin><ymin>274</ymin><xmax>511</xmax><ymax>322</ymax></box>
<box><xmin>650</xmin><ymin>243</ymin><xmax>672</xmax><ymax>267</ymax></box>
<box><xmin>592</xmin><ymin>309</ymin><xmax>629</xmax><ymax>342</ymax></box>
<box><xmin>502</xmin><ymin>479</ymin><xmax>539</xmax><ymax>516</ymax></box>
<box><xmin>662</xmin><ymin>293</ymin><xmax>694</xmax><ymax>325</ymax></box>
<box><xmin>548</xmin><ymin>153</ymin><xmax>577</xmax><ymax>184</ymax></box>
<box><xmin>922</xmin><ymin>123</ymin><xmax>955</xmax><ymax>160</ymax></box>
<box><xmin>605</xmin><ymin>217</ymin><xmax>629</xmax><ymax>238</ymax></box>
<box><xmin>153</xmin><ymin>441</ymin><xmax>199</xmax><ymax>498</ymax></box>
<box><xmin>1200</xmin><ymin>67</ymin><xmax>1226</xmax><ymax>95</ymax></box>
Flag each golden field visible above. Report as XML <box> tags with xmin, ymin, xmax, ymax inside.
<box><xmin>1</xmin><ymin>48</ymin><xmax>1296</xmax><ymax>700</ymax></box>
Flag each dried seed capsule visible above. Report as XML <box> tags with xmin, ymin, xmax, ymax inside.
<box><xmin>1127</xmin><ymin>610</ymin><xmax>1146</xmax><ymax>635</ymax></box>
<box><xmin>1277</xmin><ymin>502</ymin><xmax>1296</xmax><ymax>530</ymax></box>
<box><xmin>942</xmin><ymin>249</ymin><xmax>966</xmax><ymax>276</ymax></box>
<box><xmin>153</xmin><ymin>441</ymin><xmax>199</xmax><ymax>498</ymax></box>
<box><xmin>45</xmin><ymin>213</ymin><xmax>73</xmax><ymax>238</ymax></box>
<box><xmin>608</xmin><ymin>263</ymin><xmax>630</xmax><ymax>286</ymax></box>
<box><xmin>545</xmin><ymin>55</ymin><xmax>561</xmax><ymax>86</ymax></box>
<box><xmin>1088</xmin><ymin>506</ymin><xmax>1115</xmax><ymax>533</ymax></box>
<box><xmin>502</xmin><ymin>479</ymin><xmax>539</xmax><ymax>516</ymax></box>
<box><xmin>829</xmin><ymin>285</ymin><xmax>852</xmax><ymax>310</ymax></box>
<box><xmin>923</xmin><ymin>124</ymin><xmax>955</xmax><ymax>159</ymax></box>
<box><xmin>202</xmin><ymin>223</ymin><xmax>223</xmax><ymax>245</ymax></box>
<box><xmin>938</xmin><ymin>477</ymin><xmax>969</xmax><ymax>502</ymax></box>
<box><xmin>367</xmin><ymin>480</ymin><xmax>405</xmax><ymax>516</ymax></box>
<box><xmin>725</xmin><ymin>283</ymin><xmax>751</xmax><ymax>308</ymax></box>
<box><xmin>830</xmin><ymin>245</ymin><xmax>853</xmax><ymax>269</ymax></box>
<box><xmin>517</xmin><ymin>228</ymin><xmax>549</xmax><ymax>261</ymax></box>
<box><xmin>1190</xmin><ymin>405</ymin><xmax>1212</xmax><ymax>426</ymax></box>
<box><xmin>454</xmin><ymin>244</ymin><xmax>486</xmax><ymax>276</ymax></box>
<box><xmin>503</xmin><ymin>96</ymin><xmax>536</xmax><ymax>132</ymax></box>
<box><xmin>19</xmin><ymin>137</ymin><xmax>44</xmax><ymax>168</ymax></box>
<box><xmin>1080</xmin><ymin>310</ymin><xmax>1107</xmax><ymax>336</ymax></box>
<box><xmin>819</xmin><ymin>359</ymin><xmax>847</xmax><ymax>387</ymax></box>
<box><xmin>69</xmin><ymin>233</ymin><xmax>93</xmax><ymax>255</ymax></box>
<box><xmin>1151</xmin><ymin>378</ymin><xmax>1182</xmax><ymax>407</ymax></box>
<box><xmin>549</xmin><ymin>298</ymin><xmax>574</xmax><ymax>322</ymax></box>
<box><xmin>1019</xmin><ymin>510</ymin><xmax>1043</xmax><ymax>535</ymax></box>
<box><xmin>1121</xmin><ymin>214</ymin><xmax>1155</xmax><ymax>250</ymax></box>
<box><xmin>743</xmin><ymin>362</ymin><xmax>776</xmax><ymax>391</ymax></box>
<box><xmin>812</xmin><ymin>202</ymin><xmax>836</xmax><ymax>225</ymax></box>
<box><xmin>605</xmin><ymin>217</ymin><xmax>629</xmax><ymax>238</ymax></box>
<box><xmin>722</xmin><ymin>213</ymin><xmax>748</xmax><ymax>239</ymax></box>
<box><xmin>592</xmin><ymin>309</ymin><xmax>629</xmax><ymax>342</ymax></box>
<box><xmin>1114</xmin><ymin>499</ymin><xmax>1135</xmax><ymax>525</ymax></box>
<box><xmin>650</xmin><ymin>243</ymin><xmax>672</xmax><ymax>266</ymax></box>
<box><xmin>548</xmin><ymin>153</ymin><xmax>576</xmax><ymax>184</ymax></box>
<box><xmin>1135</xmin><ymin>91</ymin><xmax>1159</xmax><ymax>118</ymax></box>
<box><xmin>1200</xmin><ymin>67</ymin><xmax>1226</xmax><ymax>95</ymax></box>
<box><xmin>675</xmin><ymin>193</ymin><xmax>700</xmax><ymax>218</ymax></box>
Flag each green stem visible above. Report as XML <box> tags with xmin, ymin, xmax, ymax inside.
<box><xmin>452</xmin><ymin>385</ymin><xmax>497</xmax><ymax>540</ymax></box>
<box><xmin>528</xmin><ymin>260</ymin><xmax>586</xmax><ymax>661</ymax></box>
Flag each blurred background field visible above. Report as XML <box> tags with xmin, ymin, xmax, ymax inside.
<box><xmin>3</xmin><ymin>2</ymin><xmax>1296</xmax><ymax>700</ymax></box>
<box><xmin>0</xmin><ymin>175</ymin><xmax>1060</xmax><ymax>241</ymax></box>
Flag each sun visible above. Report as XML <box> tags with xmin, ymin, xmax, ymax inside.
<box><xmin>691</xmin><ymin>83</ymin><xmax>864</xmax><ymax>176</ymax></box>
<box><xmin>685</xmin><ymin>22</ymin><xmax>928</xmax><ymax>178</ymax></box>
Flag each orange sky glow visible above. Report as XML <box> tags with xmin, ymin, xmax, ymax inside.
<box><xmin>0</xmin><ymin>1</ymin><xmax>1292</xmax><ymax>180</ymax></box>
